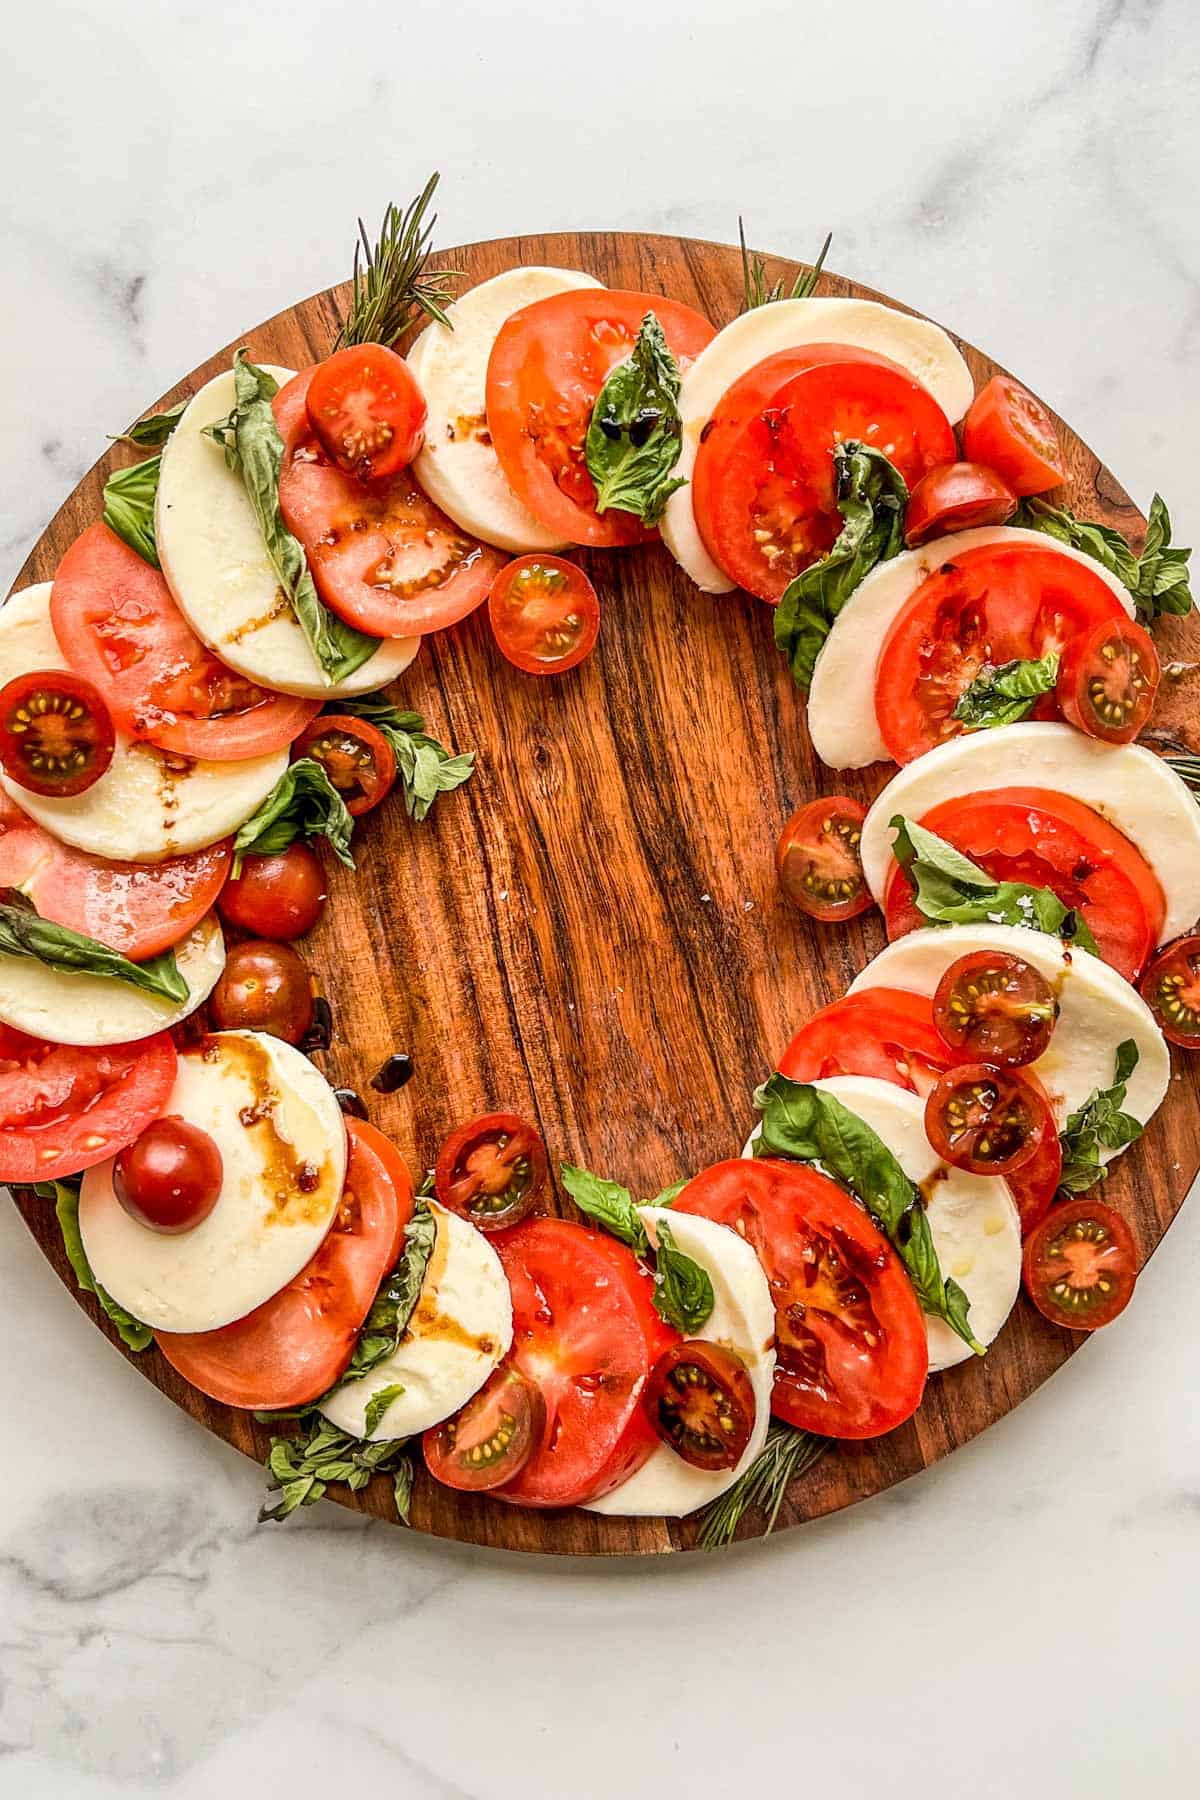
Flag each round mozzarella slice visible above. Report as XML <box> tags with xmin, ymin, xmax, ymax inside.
<box><xmin>156</xmin><ymin>367</ymin><xmax>420</xmax><ymax>698</ymax></box>
<box><xmin>409</xmin><ymin>266</ymin><xmax>603</xmax><ymax>552</ymax></box>
<box><xmin>585</xmin><ymin>1207</ymin><xmax>776</xmax><ymax>1518</ymax></box>
<box><xmin>0</xmin><ymin>586</ymin><xmax>287</xmax><ymax>860</ymax></box>
<box><xmin>807</xmin><ymin>530</ymin><xmax>1136</xmax><ymax>769</ymax></box>
<box><xmin>810</xmin><ymin>1075</ymin><xmax>1020</xmax><ymax>1372</ymax></box>
<box><xmin>79</xmin><ymin>1030</ymin><xmax>347</xmax><ymax>1331</ymax></box>
<box><xmin>319</xmin><ymin>1200</ymin><xmax>512</xmax><ymax>1441</ymax></box>
<box><xmin>0</xmin><ymin>912</ymin><xmax>223</xmax><ymax>1045</ymax></box>
<box><xmin>849</xmin><ymin>923</ymin><xmax>1169</xmax><ymax>1134</ymax></box>
<box><xmin>859</xmin><ymin>721</ymin><xmax>1200</xmax><ymax>943</ymax></box>
<box><xmin>661</xmin><ymin>297</ymin><xmax>974</xmax><ymax>593</ymax></box>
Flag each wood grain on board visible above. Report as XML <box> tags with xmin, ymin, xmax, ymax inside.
<box><xmin>9</xmin><ymin>231</ymin><xmax>1198</xmax><ymax>1555</ymax></box>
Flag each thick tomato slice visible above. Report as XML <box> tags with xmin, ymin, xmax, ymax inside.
<box><xmin>155</xmin><ymin>1117</ymin><xmax>414</xmax><ymax>1408</ymax></box>
<box><xmin>488</xmin><ymin>556</ymin><xmax>600</xmax><ymax>676</ymax></box>
<box><xmin>874</xmin><ymin>541</ymin><xmax>1130</xmax><ymax>761</ymax></box>
<box><xmin>778</xmin><ymin>988</ymin><xmax>954</xmax><ymax>1098</ymax></box>
<box><xmin>904</xmin><ymin>462</ymin><xmax>1017</xmax><ymax>547</ymax></box>
<box><xmin>492</xmin><ymin>1218</ymin><xmax>678</xmax><ymax>1507</ymax></box>
<box><xmin>50</xmin><ymin>523</ymin><xmax>318</xmax><ymax>760</ymax></box>
<box><xmin>674</xmin><ymin>1159</ymin><xmax>928</xmax><ymax>1439</ymax></box>
<box><xmin>0</xmin><ymin>1025</ymin><xmax>176</xmax><ymax>1184</ymax></box>
<box><xmin>962</xmin><ymin>375</ymin><xmax>1066</xmax><ymax>496</ymax></box>
<box><xmin>693</xmin><ymin>347</ymin><xmax>955</xmax><ymax>601</ymax></box>
<box><xmin>1006</xmin><ymin>1122</ymin><xmax>1063</xmax><ymax>1240</ymax></box>
<box><xmin>1022</xmin><ymin>1197</ymin><xmax>1137</xmax><ymax>1329</ymax></box>
<box><xmin>305</xmin><ymin>343</ymin><xmax>426</xmax><ymax>482</ymax></box>
<box><xmin>0</xmin><ymin>792</ymin><xmax>230</xmax><ymax>960</ymax></box>
<box><xmin>776</xmin><ymin>795</ymin><xmax>872</xmax><ymax>922</ymax></box>
<box><xmin>1056</xmin><ymin>616</ymin><xmax>1160</xmax><ymax>745</ymax></box>
<box><xmin>883</xmin><ymin>787</ymin><xmax>1165</xmax><ymax>982</ymax></box>
<box><xmin>275</xmin><ymin>367</ymin><xmax>505</xmax><ymax>637</ymax></box>
<box><xmin>486</xmin><ymin>289</ymin><xmax>715</xmax><ymax>548</ymax></box>
<box><xmin>0</xmin><ymin>668</ymin><xmax>115</xmax><ymax>797</ymax></box>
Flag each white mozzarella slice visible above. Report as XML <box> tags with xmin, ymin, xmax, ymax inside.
<box><xmin>79</xmin><ymin>1031</ymin><xmax>346</xmax><ymax>1331</ymax></box>
<box><xmin>410</xmin><ymin>266</ymin><xmax>603</xmax><ymax>552</ymax></box>
<box><xmin>661</xmin><ymin>297</ymin><xmax>974</xmax><ymax>592</ymax></box>
<box><xmin>585</xmin><ymin>1207</ymin><xmax>776</xmax><ymax>1518</ymax></box>
<box><xmin>859</xmin><ymin>721</ymin><xmax>1200</xmax><ymax>943</ymax></box>
<box><xmin>0</xmin><ymin>585</ymin><xmax>286</xmax><ymax>860</ymax></box>
<box><xmin>810</xmin><ymin>1075</ymin><xmax>1021</xmax><ymax>1371</ymax></box>
<box><xmin>0</xmin><ymin>913</ymin><xmax>223</xmax><ymax>1045</ymax></box>
<box><xmin>156</xmin><ymin>367</ymin><xmax>420</xmax><ymax>698</ymax></box>
<box><xmin>849</xmin><ymin>924</ymin><xmax>1169</xmax><ymax>1134</ymax></box>
<box><xmin>807</xmin><ymin>532</ymin><xmax>1137</xmax><ymax>768</ymax></box>
<box><xmin>319</xmin><ymin>1201</ymin><xmax>512</xmax><ymax>1440</ymax></box>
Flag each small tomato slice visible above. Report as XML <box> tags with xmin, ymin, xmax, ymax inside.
<box><xmin>924</xmin><ymin>1063</ymin><xmax>1055</xmax><ymax>1177</ymax></box>
<box><xmin>434</xmin><ymin>1111</ymin><xmax>546</xmax><ymax>1231</ymax></box>
<box><xmin>778</xmin><ymin>988</ymin><xmax>954</xmax><ymax>1098</ymax></box>
<box><xmin>305</xmin><ymin>344</ymin><xmax>426</xmax><ymax>482</ymax></box>
<box><xmin>0</xmin><ymin>1026</ymin><xmax>176</xmax><ymax>1185</ymax></box>
<box><xmin>1056</xmin><ymin>616</ymin><xmax>1160</xmax><ymax>745</ymax></box>
<box><xmin>422</xmin><ymin>1366</ymin><xmax>546</xmax><ymax>1493</ymax></box>
<box><xmin>488</xmin><ymin>556</ymin><xmax>600</xmax><ymax>676</ymax></box>
<box><xmin>903</xmin><ymin>461</ymin><xmax>1018</xmax><ymax>546</ymax></box>
<box><xmin>961</xmin><ymin>375</ymin><xmax>1066</xmax><ymax>495</ymax></box>
<box><xmin>0</xmin><ymin>668</ymin><xmax>114</xmax><ymax>797</ymax></box>
<box><xmin>295</xmin><ymin>714</ymin><xmax>396</xmax><ymax>816</ymax></box>
<box><xmin>776</xmin><ymin>795</ymin><xmax>872</xmax><ymax>922</ymax></box>
<box><xmin>932</xmin><ymin>950</ymin><xmax>1059</xmax><ymax>1067</ymax></box>
<box><xmin>643</xmin><ymin>1340</ymin><xmax>755</xmax><ymax>1471</ymax></box>
<box><xmin>1022</xmin><ymin>1198</ymin><xmax>1137</xmax><ymax>1330</ymax></box>
<box><xmin>1139</xmin><ymin>934</ymin><xmax>1200</xmax><ymax>1047</ymax></box>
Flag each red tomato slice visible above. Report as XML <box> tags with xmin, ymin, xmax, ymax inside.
<box><xmin>275</xmin><ymin>368</ymin><xmax>505</xmax><ymax>637</ymax></box>
<box><xmin>874</xmin><ymin>541</ymin><xmax>1130</xmax><ymax>762</ymax></box>
<box><xmin>155</xmin><ymin>1116</ymin><xmax>414</xmax><ymax>1409</ymax></box>
<box><xmin>486</xmin><ymin>289</ymin><xmax>715</xmax><ymax>548</ymax></box>
<box><xmin>775</xmin><ymin>794</ymin><xmax>872</xmax><ymax>922</ymax></box>
<box><xmin>492</xmin><ymin>1218</ymin><xmax>678</xmax><ymax>1508</ymax></box>
<box><xmin>882</xmin><ymin>787</ymin><xmax>1164</xmax><ymax>983</ymax></box>
<box><xmin>0</xmin><ymin>668</ymin><xmax>115</xmax><ymax>797</ymax></box>
<box><xmin>903</xmin><ymin>462</ymin><xmax>1017</xmax><ymax>547</ymax></box>
<box><xmin>0</xmin><ymin>791</ymin><xmax>230</xmax><ymax>960</ymax></box>
<box><xmin>1056</xmin><ymin>616</ymin><xmax>1160</xmax><ymax>745</ymax></box>
<box><xmin>778</xmin><ymin>988</ymin><xmax>954</xmax><ymax>1097</ymax></box>
<box><xmin>305</xmin><ymin>344</ymin><xmax>426</xmax><ymax>482</ymax></box>
<box><xmin>693</xmin><ymin>347</ymin><xmax>955</xmax><ymax>601</ymax></box>
<box><xmin>1139</xmin><ymin>934</ymin><xmax>1200</xmax><ymax>1048</ymax></box>
<box><xmin>1006</xmin><ymin>1121</ymin><xmax>1063</xmax><ymax>1239</ymax></box>
<box><xmin>0</xmin><ymin>1025</ymin><xmax>176</xmax><ymax>1183</ymax></box>
<box><xmin>1022</xmin><ymin>1197</ymin><xmax>1137</xmax><ymax>1329</ymax></box>
<box><xmin>50</xmin><ymin>523</ymin><xmax>319</xmax><ymax>760</ymax></box>
<box><xmin>962</xmin><ymin>376</ymin><xmax>1066</xmax><ymax>496</ymax></box>
<box><xmin>488</xmin><ymin>556</ymin><xmax>600</xmax><ymax>676</ymax></box>
<box><xmin>674</xmin><ymin>1159</ymin><xmax>928</xmax><ymax>1439</ymax></box>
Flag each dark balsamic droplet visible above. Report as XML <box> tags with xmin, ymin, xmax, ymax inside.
<box><xmin>371</xmin><ymin>1052</ymin><xmax>414</xmax><ymax>1094</ymax></box>
<box><xmin>334</xmin><ymin>1088</ymin><xmax>368</xmax><ymax>1120</ymax></box>
<box><xmin>299</xmin><ymin>996</ymin><xmax>333</xmax><ymax>1054</ymax></box>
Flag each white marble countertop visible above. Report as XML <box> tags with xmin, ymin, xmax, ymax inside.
<box><xmin>2</xmin><ymin>0</ymin><xmax>1199</xmax><ymax>1793</ymax></box>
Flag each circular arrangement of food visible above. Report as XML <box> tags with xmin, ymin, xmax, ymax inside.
<box><xmin>5</xmin><ymin>175</ymin><xmax>1197</xmax><ymax>1551</ymax></box>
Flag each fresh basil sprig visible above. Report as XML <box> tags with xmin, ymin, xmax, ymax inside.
<box><xmin>952</xmin><ymin>652</ymin><xmax>1060</xmax><ymax>731</ymax></box>
<box><xmin>890</xmin><ymin>816</ymin><xmax>1100</xmax><ymax>954</ymax></box>
<box><xmin>1058</xmin><ymin>1040</ymin><xmax>1142</xmax><ymax>1195</ymax></box>
<box><xmin>259</xmin><ymin>1416</ymin><xmax>413</xmax><ymax>1523</ymax></box>
<box><xmin>204</xmin><ymin>350</ymin><xmax>381</xmax><ymax>682</ymax></box>
<box><xmin>363</xmin><ymin>1384</ymin><xmax>407</xmax><ymax>1438</ymax></box>
<box><xmin>584</xmin><ymin>312</ymin><xmax>686</xmax><ymax>526</ymax></box>
<box><xmin>698</xmin><ymin>1420</ymin><xmax>828</xmax><ymax>1549</ymax></box>
<box><xmin>231</xmin><ymin>758</ymin><xmax>355</xmax><ymax>877</ymax></box>
<box><xmin>329</xmin><ymin>694</ymin><xmax>475</xmax><ymax>822</ymax></box>
<box><xmin>739</xmin><ymin>220</ymin><xmax>832</xmax><ymax>310</ymax></box>
<box><xmin>102</xmin><ymin>455</ymin><xmax>162</xmax><ymax>568</ymax></box>
<box><xmin>652</xmin><ymin>1220</ymin><xmax>714</xmax><ymax>1333</ymax></box>
<box><xmin>49</xmin><ymin>1179</ymin><xmax>153</xmax><ymax>1351</ymax></box>
<box><xmin>775</xmin><ymin>442</ymin><xmax>908</xmax><ymax>693</ymax></box>
<box><xmin>560</xmin><ymin>1163</ymin><xmax>707</xmax><ymax>1329</ymax></box>
<box><xmin>113</xmin><ymin>401</ymin><xmax>187</xmax><ymax>449</ymax></box>
<box><xmin>561</xmin><ymin>1163</ymin><xmax>650</xmax><ymax>1253</ymax></box>
<box><xmin>1015</xmin><ymin>494</ymin><xmax>1192</xmax><ymax>625</ymax></box>
<box><xmin>754</xmin><ymin>1074</ymin><xmax>982</xmax><ymax>1354</ymax></box>
<box><xmin>325</xmin><ymin>1198</ymin><xmax>436</xmax><ymax>1395</ymax></box>
<box><xmin>0</xmin><ymin>897</ymin><xmax>187</xmax><ymax>1002</ymax></box>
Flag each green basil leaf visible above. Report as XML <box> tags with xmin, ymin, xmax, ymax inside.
<box><xmin>231</xmin><ymin>758</ymin><xmax>355</xmax><ymax>876</ymax></box>
<box><xmin>560</xmin><ymin>1163</ymin><xmax>648</xmax><ymax>1254</ymax></box>
<box><xmin>0</xmin><ymin>898</ymin><xmax>186</xmax><ymax>1002</ymax></box>
<box><xmin>330</xmin><ymin>693</ymin><xmax>475</xmax><ymax>822</ymax></box>
<box><xmin>102</xmin><ymin>455</ymin><xmax>162</xmax><ymax>568</ymax></box>
<box><xmin>324</xmin><ymin>1198</ymin><xmax>436</xmax><ymax>1398</ymax></box>
<box><xmin>775</xmin><ymin>443</ymin><xmax>908</xmax><ymax>693</ymax></box>
<box><xmin>889</xmin><ymin>816</ymin><xmax>1101</xmax><ymax>955</ymax></box>
<box><xmin>584</xmin><ymin>312</ymin><xmax>686</xmax><ymax>525</ymax></box>
<box><xmin>649</xmin><ymin>1179</ymin><xmax>687</xmax><ymax>1209</ymax></box>
<box><xmin>1058</xmin><ymin>1039</ymin><xmax>1143</xmax><ymax>1194</ymax></box>
<box><xmin>1015</xmin><ymin>494</ymin><xmax>1192</xmax><ymax>625</ymax></box>
<box><xmin>651</xmin><ymin>1220</ymin><xmax>715</xmax><ymax>1332</ymax></box>
<box><xmin>258</xmin><ymin>1412</ymin><xmax>411</xmax><ymax>1523</ymax></box>
<box><xmin>54</xmin><ymin>1181</ymin><xmax>153</xmax><ymax>1351</ymax></box>
<box><xmin>392</xmin><ymin>1455</ymin><xmax>415</xmax><ymax>1525</ymax></box>
<box><xmin>363</xmin><ymin>1383</ymin><xmax>406</xmax><ymax>1437</ymax></box>
<box><xmin>952</xmin><ymin>652</ymin><xmax>1060</xmax><ymax>731</ymax></box>
<box><xmin>114</xmin><ymin>401</ymin><xmax>187</xmax><ymax>449</ymax></box>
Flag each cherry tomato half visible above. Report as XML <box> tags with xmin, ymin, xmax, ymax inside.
<box><xmin>0</xmin><ymin>669</ymin><xmax>115</xmax><ymax>798</ymax></box>
<box><xmin>1139</xmin><ymin>934</ymin><xmax>1200</xmax><ymax>1048</ymax></box>
<box><xmin>217</xmin><ymin>843</ymin><xmax>328</xmax><ymax>941</ymax></box>
<box><xmin>422</xmin><ymin>1366</ymin><xmax>546</xmax><ymax>1493</ymax></box>
<box><xmin>488</xmin><ymin>556</ymin><xmax>600</xmax><ymax>676</ymax></box>
<box><xmin>1056</xmin><ymin>616</ymin><xmax>1160</xmax><ymax>746</ymax></box>
<box><xmin>932</xmin><ymin>951</ymin><xmax>1059</xmax><ymax>1068</ymax></box>
<box><xmin>961</xmin><ymin>375</ymin><xmax>1066</xmax><ymax>496</ymax></box>
<box><xmin>776</xmin><ymin>796</ymin><xmax>872</xmax><ymax>922</ymax></box>
<box><xmin>208</xmin><ymin>941</ymin><xmax>315</xmax><ymax>1045</ymax></box>
<box><xmin>296</xmin><ymin>715</ymin><xmax>396</xmax><ymax>817</ymax></box>
<box><xmin>903</xmin><ymin>461</ymin><xmax>1018</xmax><ymax>547</ymax></box>
<box><xmin>113</xmin><ymin>1116</ymin><xmax>223</xmax><ymax>1234</ymax></box>
<box><xmin>924</xmin><ymin>1063</ymin><xmax>1055</xmax><ymax>1177</ymax></box>
<box><xmin>1023</xmin><ymin>1198</ymin><xmax>1137</xmax><ymax>1330</ymax></box>
<box><xmin>304</xmin><ymin>343</ymin><xmax>427</xmax><ymax>484</ymax></box>
<box><xmin>643</xmin><ymin>1339</ymin><xmax>756</xmax><ymax>1471</ymax></box>
<box><xmin>433</xmin><ymin>1111</ymin><xmax>546</xmax><ymax>1231</ymax></box>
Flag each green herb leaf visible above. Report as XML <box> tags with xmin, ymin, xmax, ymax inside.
<box><xmin>204</xmin><ymin>350</ymin><xmax>381</xmax><ymax>681</ymax></box>
<box><xmin>363</xmin><ymin>1383</ymin><xmax>406</xmax><ymax>1437</ymax></box>
<box><xmin>1058</xmin><ymin>1040</ymin><xmax>1143</xmax><ymax>1194</ymax></box>
<box><xmin>584</xmin><ymin>313</ymin><xmax>686</xmax><ymax>525</ymax></box>
<box><xmin>560</xmin><ymin>1163</ymin><xmax>648</xmax><ymax>1253</ymax></box>
<box><xmin>1015</xmin><ymin>494</ymin><xmax>1192</xmax><ymax>625</ymax></box>
<box><xmin>775</xmin><ymin>442</ymin><xmax>908</xmax><ymax>693</ymax></box>
<box><xmin>54</xmin><ymin>1180</ymin><xmax>152</xmax><ymax>1351</ymax></box>
<box><xmin>231</xmin><ymin>757</ymin><xmax>355</xmax><ymax>877</ymax></box>
<box><xmin>952</xmin><ymin>652</ymin><xmax>1061</xmax><ymax>731</ymax></box>
<box><xmin>259</xmin><ymin>1414</ymin><xmax>412</xmax><ymax>1523</ymax></box>
<box><xmin>113</xmin><ymin>401</ymin><xmax>187</xmax><ymax>449</ymax></box>
<box><xmin>330</xmin><ymin>694</ymin><xmax>475</xmax><ymax>822</ymax></box>
<box><xmin>0</xmin><ymin>897</ymin><xmax>187</xmax><ymax>1002</ymax></box>
<box><xmin>754</xmin><ymin>1074</ymin><xmax>983</xmax><ymax>1354</ymax></box>
<box><xmin>102</xmin><ymin>455</ymin><xmax>162</xmax><ymax>568</ymax></box>
<box><xmin>324</xmin><ymin>1198</ymin><xmax>436</xmax><ymax>1397</ymax></box>
<box><xmin>698</xmin><ymin>1420</ymin><xmax>828</xmax><ymax>1549</ymax></box>
<box><xmin>738</xmin><ymin>220</ymin><xmax>832</xmax><ymax>310</ymax></box>
<box><xmin>649</xmin><ymin>1179</ymin><xmax>687</xmax><ymax>1208</ymax></box>
<box><xmin>336</xmin><ymin>173</ymin><xmax>461</xmax><ymax>348</ymax></box>
<box><xmin>889</xmin><ymin>816</ymin><xmax>1101</xmax><ymax>954</ymax></box>
<box><xmin>651</xmin><ymin>1220</ymin><xmax>715</xmax><ymax>1332</ymax></box>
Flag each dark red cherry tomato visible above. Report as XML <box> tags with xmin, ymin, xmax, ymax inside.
<box><xmin>642</xmin><ymin>1339</ymin><xmax>756</xmax><ymax>1471</ymax></box>
<box><xmin>113</xmin><ymin>1116</ymin><xmax>223</xmax><ymax>1234</ymax></box>
<box><xmin>1056</xmin><ymin>616</ymin><xmax>1160</xmax><ymax>745</ymax></box>
<box><xmin>433</xmin><ymin>1112</ymin><xmax>547</xmax><ymax>1231</ymax></box>
<box><xmin>932</xmin><ymin>950</ymin><xmax>1059</xmax><ymax>1067</ymax></box>
<box><xmin>776</xmin><ymin>796</ymin><xmax>872</xmax><ymax>922</ymax></box>
<box><xmin>304</xmin><ymin>343</ymin><xmax>426</xmax><ymax>483</ymax></box>
<box><xmin>903</xmin><ymin>461</ymin><xmax>1017</xmax><ymax>547</ymax></box>
<box><xmin>1139</xmin><ymin>934</ymin><xmax>1200</xmax><ymax>1048</ymax></box>
<box><xmin>0</xmin><ymin>669</ymin><xmax>115</xmax><ymax>797</ymax></box>
<box><xmin>218</xmin><ymin>844</ymin><xmax>327</xmax><ymax>941</ymax></box>
<box><xmin>1023</xmin><ymin>1198</ymin><xmax>1137</xmax><ymax>1330</ymax></box>
<box><xmin>422</xmin><ymin>1366</ymin><xmax>546</xmax><ymax>1492</ymax></box>
<box><xmin>488</xmin><ymin>555</ymin><xmax>600</xmax><ymax>675</ymax></box>
<box><xmin>207</xmin><ymin>941</ymin><xmax>315</xmax><ymax>1045</ymax></box>
<box><xmin>295</xmin><ymin>715</ymin><xmax>396</xmax><ymax>817</ymax></box>
<box><xmin>924</xmin><ymin>1063</ymin><xmax>1056</xmax><ymax>1177</ymax></box>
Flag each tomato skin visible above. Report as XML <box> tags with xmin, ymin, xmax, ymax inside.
<box><xmin>113</xmin><ymin>1116</ymin><xmax>223</xmax><ymax>1235</ymax></box>
<box><xmin>1023</xmin><ymin>1197</ymin><xmax>1137</xmax><ymax>1330</ymax></box>
<box><xmin>0</xmin><ymin>668</ymin><xmax>115</xmax><ymax>797</ymax></box>
<box><xmin>903</xmin><ymin>462</ymin><xmax>1017</xmax><ymax>547</ymax></box>
<box><xmin>434</xmin><ymin>1112</ymin><xmax>546</xmax><ymax>1232</ymax></box>
<box><xmin>932</xmin><ymin>950</ymin><xmax>1059</xmax><ymax>1068</ymax></box>
<box><xmin>422</xmin><ymin>1367</ymin><xmax>545</xmax><ymax>1493</ymax></box>
<box><xmin>305</xmin><ymin>344</ymin><xmax>426</xmax><ymax>482</ymax></box>
<box><xmin>488</xmin><ymin>556</ymin><xmax>600</xmax><ymax>676</ymax></box>
<box><xmin>207</xmin><ymin>941</ymin><xmax>314</xmax><ymax>1045</ymax></box>
<box><xmin>1006</xmin><ymin>1122</ymin><xmax>1063</xmax><ymax>1240</ymax></box>
<box><xmin>295</xmin><ymin>715</ymin><xmax>396</xmax><ymax>817</ymax></box>
<box><xmin>924</xmin><ymin>1063</ymin><xmax>1055</xmax><ymax>1177</ymax></box>
<box><xmin>962</xmin><ymin>376</ymin><xmax>1066</xmax><ymax>496</ymax></box>
<box><xmin>779</xmin><ymin>989</ymin><xmax>953</xmax><ymax>1097</ymax></box>
<box><xmin>776</xmin><ymin>795</ymin><xmax>872</xmax><ymax>922</ymax></box>
<box><xmin>643</xmin><ymin>1339</ymin><xmax>755</xmax><ymax>1471</ymax></box>
<box><xmin>1139</xmin><ymin>934</ymin><xmax>1200</xmax><ymax>1048</ymax></box>
<box><xmin>0</xmin><ymin>1026</ymin><xmax>176</xmax><ymax>1184</ymax></box>
<box><xmin>675</xmin><ymin>1159</ymin><xmax>928</xmax><ymax>1439</ymax></box>
<box><xmin>155</xmin><ymin>1117</ymin><xmax>414</xmax><ymax>1408</ymax></box>
<box><xmin>1056</xmin><ymin>617</ymin><xmax>1160</xmax><ymax>745</ymax></box>
<box><xmin>217</xmin><ymin>844</ymin><xmax>327</xmax><ymax>941</ymax></box>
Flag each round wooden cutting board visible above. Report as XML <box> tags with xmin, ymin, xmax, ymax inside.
<box><xmin>9</xmin><ymin>231</ymin><xmax>1200</xmax><ymax>1555</ymax></box>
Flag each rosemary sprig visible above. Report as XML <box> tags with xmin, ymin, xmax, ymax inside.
<box><xmin>335</xmin><ymin>173</ymin><xmax>462</xmax><ymax>349</ymax></box>
<box><xmin>739</xmin><ymin>220</ymin><xmax>832</xmax><ymax>311</ymax></box>
<box><xmin>1166</xmin><ymin>755</ymin><xmax>1200</xmax><ymax>797</ymax></box>
<box><xmin>697</xmin><ymin>1423</ymin><xmax>829</xmax><ymax>1550</ymax></box>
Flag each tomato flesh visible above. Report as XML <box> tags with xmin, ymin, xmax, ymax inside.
<box><xmin>779</xmin><ymin>988</ymin><xmax>953</xmax><ymax>1097</ymax></box>
<box><xmin>924</xmin><ymin>1063</ymin><xmax>1054</xmax><ymax>1177</ymax></box>
<box><xmin>1023</xmin><ymin>1198</ymin><xmax>1137</xmax><ymax>1330</ymax></box>
<box><xmin>305</xmin><ymin>344</ymin><xmax>426</xmax><ymax>483</ymax></box>
<box><xmin>1139</xmin><ymin>934</ymin><xmax>1200</xmax><ymax>1048</ymax></box>
<box><xmin>776</xmin><ymin>795</ymin><xmax>872</xmax><ymax>922</ymax></box>
<box><xmin>434</xmin><ymin>1112</ymin><xmax>546</xmax><ymax>1231</ymax></box>
<box><xmin>932</xmin><ymin>950</ymin><xmax>1058</xmax><ymax>1067</ymax></box>
<box><xmin>0</xmin><ymin>668</ymin><xmax>115</xmax><ymax>797</ymax></box>
<box><xmin>904</xmin><ymin>461</ymin><xmax>1017</xmax><ymax>547</ymax></box>
<box><xmin>962</xmin><ymin>376</ymin><xmax>1066</xmax><ymax>496</ymax></box>
<box><xmin>208</xmin><ymin>941</ymin><xmax>314</xmax><ymax>1045</ymax></box>
<box><xmin>488</xmin><ymin>556</ymin><xmax>600</xmax><ymax>676</ymax></box>
<box><xmin>217</xmin><ymin>843</ymin><xmax>327</xmax><ymax>941</ymax></box>
<box><xmin>296</xmin><ymin>714</ymin><xmax>396</xmax><ymax>816</ymax></box>
<box><xmin>0</xmin><ymin>1025</ymin><xmax>176</xmax><ymax>1184</ymax></box>
<box><xmin>1057</xmin><ymin>617</ymin><xmax>1160</xmax><ymax>745</ymax></box>
<box><xmin>113</xmin><ymin>1116</ymin><xmax>223</xmax><ymax>1234</ymax></box>
<box><xmin>423</xmin><ymin>1366</ymin><xmax>545</xmax><ymax>1493</ymax></box>
<box><xmin>643</xmin><ymin>1339</ymin><xmax>755</xmax><ymax>1470</ymax></box>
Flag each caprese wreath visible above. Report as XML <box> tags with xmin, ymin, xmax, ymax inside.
<box><xmin>4</xmin><ymin>176</ymin><xmax>1197</xmax><ymax>1548</ymax></box>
